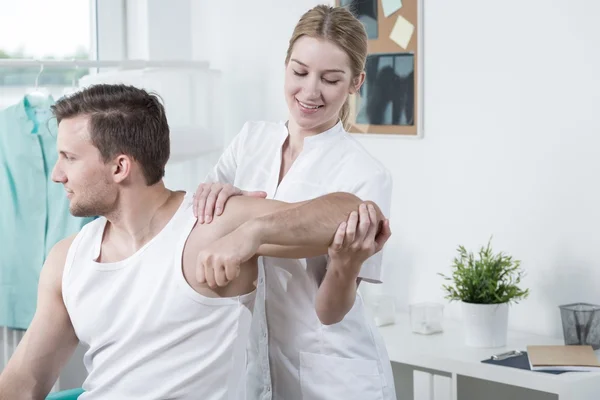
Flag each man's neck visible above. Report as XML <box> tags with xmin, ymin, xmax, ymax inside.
<box><xmin>104</xmin><ymin>183</ymin><xmax>183</xmax><ymax>252</ymax></box>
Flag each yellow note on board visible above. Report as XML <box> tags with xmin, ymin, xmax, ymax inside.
<box><xmin>389</xmin><ymin>15</ymin><xmax>415</xmax><ymax>50</ymax></box>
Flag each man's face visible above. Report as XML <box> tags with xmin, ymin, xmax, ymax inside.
<box><xmin>51</xmin><ymin>115</ymin><xmax>117</xmax><ymax>217</ymax></box>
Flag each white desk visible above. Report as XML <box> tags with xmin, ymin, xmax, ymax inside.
<box><xmin>379</xmin><ymin>312</ymin><xmax>600</xmax><ymax>399</ymax></box>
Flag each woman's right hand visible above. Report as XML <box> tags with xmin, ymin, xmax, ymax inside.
<box><xmin>193</xmin><ymin>183</ymin><xmax>267</xmax><ymax>223</ymax></box>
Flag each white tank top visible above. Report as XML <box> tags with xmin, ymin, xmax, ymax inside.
<box><xmin>62</xmin><ymin>193</ymin><xmax>255</xmax><ymax>399</ymax></box>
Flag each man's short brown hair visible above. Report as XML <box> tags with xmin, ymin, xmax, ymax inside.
<box><xmin>52</xmin><ymin>84</ymin><xmax>170</xmax><ymax>185</ymax></box>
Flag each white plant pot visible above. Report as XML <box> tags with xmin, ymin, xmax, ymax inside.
<box><xmin>462</xmin><ymin>302</ymin><xmax>509</xmax><ymax>348</ymax></box>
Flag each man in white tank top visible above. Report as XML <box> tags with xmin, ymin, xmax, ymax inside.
<box><xmin>0</xmin><ymin>84</ymin><xmax>391</xmax><ymax>400</ymax></box>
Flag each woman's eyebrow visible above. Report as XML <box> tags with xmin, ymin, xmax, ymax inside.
<box><xmin>291</xmin><ymin>59</ymin><xmax>346</xmax><ymax>74</ymax></box>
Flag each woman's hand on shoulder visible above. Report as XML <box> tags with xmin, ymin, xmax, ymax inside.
<box><xmin>193</xmin><ymin>182</ymin><xmax>267</xmax><ymax>223</ymax></box>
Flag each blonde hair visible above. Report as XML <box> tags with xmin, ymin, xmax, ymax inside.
<box><xmin>285</xmin><ymin>5</ymin><xmax>368</xmax><ymax>129</ymax></box>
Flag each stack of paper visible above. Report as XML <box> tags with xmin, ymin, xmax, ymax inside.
<box><xmin>527</xmin><ymin>345</ymin><xmax>600</xmax><ymax>372</ymax></box>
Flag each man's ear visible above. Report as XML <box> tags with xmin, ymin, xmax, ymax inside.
<box><xmin>349</xmin><ymin>71</ymin><xmax>366</xmax><ymax>95</ymax></box>
<box><xmin>111</xmin><ymin>154</ymin><xmax>133</xmax><ymax>183</ymax></box>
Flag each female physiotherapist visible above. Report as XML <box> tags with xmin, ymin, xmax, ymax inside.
<box><xmin>194</xmin><ymin>5</ymin><xmax>395</xmax><ymax>400</ymax></box>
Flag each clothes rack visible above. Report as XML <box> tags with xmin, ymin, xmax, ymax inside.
<box><xmin>0</xmin><ymin>59</ymin><xmax>210</xmax><ymax>69</ymax></box>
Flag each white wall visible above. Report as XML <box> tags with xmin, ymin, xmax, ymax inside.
<box><xmin>189</xmin><ymin>0</ymin><xmax>600</xmax><ymax>339</ymax></box>
<box><xmin>190</xmin><ymin>0</ymin><xmax>314</xmax><ymax>143</ymax></box>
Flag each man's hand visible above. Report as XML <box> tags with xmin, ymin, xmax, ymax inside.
<box><xmin>328</xmin><ymin>203</ymin><xmax>391</xmax><ymax>278</ymax></box>
<box><xmin>196</xmin><ymin>222</ymin><xmax>261</xmax><ymax>288</ymax></box>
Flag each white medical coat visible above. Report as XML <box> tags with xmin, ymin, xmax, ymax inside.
<box><xmin>205</xmin><ymin>120</ymin><xmax>396</xmax><ymax>400</ymax></box>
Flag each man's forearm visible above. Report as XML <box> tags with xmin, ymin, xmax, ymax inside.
<box><xmin>315</xmin><ymin>259</ymin><xmax>360</xmax><ymax>325</ymax></box>
<box><xmin>248</xmin><ymin>192</ymin><xmax>379</xmax><ymax>248</ymax></box>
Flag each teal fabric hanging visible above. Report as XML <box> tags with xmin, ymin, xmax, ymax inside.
<box><xmin>0</xmin><ymin>95</ymin><xmax>93</xmax><ymax>330</ymax></box>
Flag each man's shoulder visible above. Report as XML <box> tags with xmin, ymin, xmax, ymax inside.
<box><xmin>44</xmin><ymin>234</ymin><xmax>79</xmax><ymax>275</ymax></box>
<box><xmin>49</xmin><ymin>234</ymin><xmax>77</xmax><ymax>260</ymax></box>
<box><xmin>46</xmin><ymin>216</ymin><xmax>104</xmax><ymax>269</ymax></box>
<box><xmin>40</xmin><ymin>233</ymin><xmax>79</xmax><ymax>294</ymax></box>
<box><xmin>49</xmin><ymin>217</ymin><xmax>105</xmax><ymax>259</ymax></box>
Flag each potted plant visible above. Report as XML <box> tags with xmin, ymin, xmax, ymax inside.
<box><xmin>439</xmin><ymin>238</ymin><xmax>530</xmax><ymax>348</ymax></box>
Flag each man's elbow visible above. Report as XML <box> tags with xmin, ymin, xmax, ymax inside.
<box><xmin>328</xmin><ymin>193</ymin><xmax>385</xmax><ymax>218</ymax></box>
<box><xmin>325</xmin><ymin>191</ymin><xmax>361</xmax><ymax>206</ymax></box>
<box><xmin>327</xmin><ymin>192</ymin><xmax>377</xmax><ymax>215</ymax></box>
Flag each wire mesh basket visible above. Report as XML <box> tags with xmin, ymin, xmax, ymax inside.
<box><xmin>559</xmin><ymin>302</ymin><xmax>600</xmax><ymax>350</ymax></box>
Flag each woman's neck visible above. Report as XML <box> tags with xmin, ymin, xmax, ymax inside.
<box><xmin>286</xmin><ymin>117</ymin><xmax>339</xmax><ymax>155</ymax></box>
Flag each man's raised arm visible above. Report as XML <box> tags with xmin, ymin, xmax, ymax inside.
<box><xmin>195</xmin><ymin>192</ymin><xmax>389</xmax><ymax>287</ymax></box>
<box><xmin>252</xmin><ymin>192</ymin><xmax>385</xmax><ymax>255</ymax></box>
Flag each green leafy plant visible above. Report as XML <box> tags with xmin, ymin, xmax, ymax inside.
<box><xmin>438</xmin><ymin>238</ymin><xmax>530</xmax><ymax>304</ymax></box>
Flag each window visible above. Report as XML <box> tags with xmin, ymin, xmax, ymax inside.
<box><xmin>0</xmin><ymin>0</ymin><xmax>95</xmax><ymax>109</ymax></box>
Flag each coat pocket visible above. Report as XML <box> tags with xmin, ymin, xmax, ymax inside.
<box><xmin>299</xmin><ymin>352</ymin><xmax>384</xmax><ymax>400</ymax></box>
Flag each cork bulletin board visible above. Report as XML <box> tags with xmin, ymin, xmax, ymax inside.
<box><xmin>336</xmin><ymin>0</ymin><xmax>424</xmax><ymax>137</ymax></box>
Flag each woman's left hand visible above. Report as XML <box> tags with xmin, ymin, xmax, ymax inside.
<box><xmin>327</xmin><ymin>203</ymin><xmax>391</xmax><ymax>277</ymax></box>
